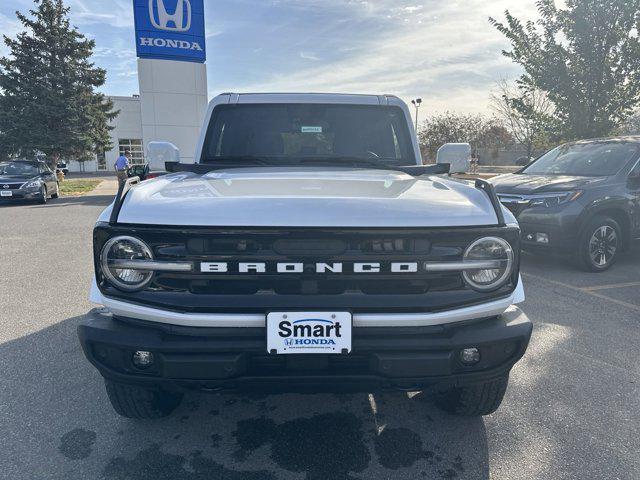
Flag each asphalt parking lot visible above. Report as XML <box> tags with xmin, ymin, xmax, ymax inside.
<box><xmin>1</xmin><ymin>184</ymin><xmax>639</xmax><ymax>480</ymax></box>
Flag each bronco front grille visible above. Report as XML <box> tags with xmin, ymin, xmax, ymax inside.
<box><xmin>94</xmin><ymin>225</ymin><xmax>521</xmax><ymax>314</ymax></box>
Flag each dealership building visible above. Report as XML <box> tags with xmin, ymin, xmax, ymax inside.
<box><xmin>67</xmin><ymin>0</ymin><xmax>208</xmax><ymax>173</ymax></box>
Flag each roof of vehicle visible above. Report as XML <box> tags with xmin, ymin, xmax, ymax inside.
<box><xmin>569</xmin><ymin>135</ymin><xmax>640</xmax><ymax>145</ymax></box>
<box><xmin>216</xmin><ymin>92</ymin><xmax>404</xmax><ymax>106</ymax></box>
<box><xmin>1</xmin><ymin>159</ymin><xmax>39</xmax><ymax>164</ymax></box>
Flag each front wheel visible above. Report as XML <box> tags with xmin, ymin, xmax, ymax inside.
<box><xmin>104</xmin><ymin>380</ymin><xmax>183</xmax><ymax>419</ymax></box>
<box><xmin>38</xmin><ymin>185</ymin><xmax>47</xmax><ymax>204</ymax></box>
<box><xmin>578</xmin><ymin>216</ymin><xmax>621</xmax><ymax>272</ymax></box>
<box><xmin>433</xmin><ymin>376</ymin><xmax>509</xmax><ymax>416</ymax></box>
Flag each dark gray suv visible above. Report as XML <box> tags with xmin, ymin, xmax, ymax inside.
<box><xmin>492</xmin><ymin>137</ymin><xmax>640</xmax><ymax>272</ymax></box>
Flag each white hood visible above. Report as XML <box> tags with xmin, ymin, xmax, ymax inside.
<box><xmin>102</xmin><ymin>167</ymin><xmax>504</xmax><ymax>227</ymax></box>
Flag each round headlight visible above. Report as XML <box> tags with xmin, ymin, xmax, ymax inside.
<box><xmin>100</xmin><ymin>236</ymin><xmax>154</xmax><ymax>292</ymax></box>
<box><xmin>462</xmin><ymin>237</ymin><xmax>514</xmax><ymax>292</ymax></box>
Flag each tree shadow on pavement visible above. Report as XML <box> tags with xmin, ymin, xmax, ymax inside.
<box><xmin>0</xmin><ymin>314</ymin><xmax>489</xmax><ymax>480</ymax></box>
<box><xmin>35</xmin><ymin>195</ymin><xmax>115</xmax><ymax>208</ymax></box>
<box><xmin>0</xmin><ymin>195</ymin><xmax>114</xmax><ymax>209</ymax></box>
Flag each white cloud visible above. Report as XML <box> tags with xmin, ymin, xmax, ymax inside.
<box><xmin>0</xmin><ymin>13</ymin><xmax>23</xmax><ymax>57</ymax></box>
<box><xmin>93</xmin><ymin>44</ymin><xmax>138</xmax><ymax>83</ymax></box>
<box><xmin>66</xmin><ymin>0</ymin><xmax>133</xmax><ymax>28</ymax></box>
<box><xmin>214</xmin><ymin>0</ymin><xmax>538</xmax><ymax>114</ymax></box>
<box><xmin>1</xmin><ymin>0</ymin><xmax>540</xmax><ymax>112</ymax></box>
<box><xmin>300</xmin><ymin>51</ymin><xmax>320</xmax><ymax>61</ymax></box>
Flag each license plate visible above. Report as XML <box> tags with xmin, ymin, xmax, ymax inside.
<box><xmin>267</xmin><ymin>312</ymin><xmax>352</xmax><ymax>355</ymax></box>
<box><xmin>0</xmin><ymin>191</ymin><xmax>12</xmax><ymax>197</ymax></box>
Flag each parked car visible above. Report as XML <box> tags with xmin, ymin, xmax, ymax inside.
<box><xmin>56</xmin><ymin>161</ymin><xmax>69</xmax><ymax>176</ymax></box>
<box><xmin>78</xmin><ymin>93</ymin><xmax>532</xmax><ymax>420</ymax></box>
<box><xmin>492</xmin><ymin>137</ymin><xmax>640</xmax><ymax>271</ymax></box>
<box><xmin>0</xmin><ymin>160</ymin><xmax>59</xmax><ymax>204</ymax></box>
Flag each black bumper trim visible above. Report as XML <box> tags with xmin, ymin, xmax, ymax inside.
<box><xmin>78</xmin><ymin>306</ymin><xmax>532</xmax><ymax>393</ymax></box>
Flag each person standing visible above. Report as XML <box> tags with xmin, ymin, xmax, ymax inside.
<box><xmin>114</xmin><ymin>150</ymin><xmax>130</xmax><ymax>188</ymax></box>
<box><xmin>470</xmin><ymin>151</ymin><xmax>479</xmax><ymax>175</ymax></box>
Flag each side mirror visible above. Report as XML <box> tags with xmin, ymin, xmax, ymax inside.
<box><xmin>436</xmin><ymin>143</ymin><xmax>471</xmax><ymax>174</ymax></box>
<box><xmin>147</xmin><ymin>142</ymin><xmax>180</xmax><ymax>171</ymax></box>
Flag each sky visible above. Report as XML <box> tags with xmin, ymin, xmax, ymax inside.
<box><xmin>0</xmin><ymin>0</ymin><xmax>539</xmax><ymax>116</ymax></box>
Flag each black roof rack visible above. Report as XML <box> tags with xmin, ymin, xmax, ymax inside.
<box><xmin>109</xmin><ymin>176</ymin><xmax>140</xmax><ymax>225</ymax></box>
<box><xmin>475</xmin><ymin>178</ymin><xmax>505</xmax><ymax>227</ymax></box>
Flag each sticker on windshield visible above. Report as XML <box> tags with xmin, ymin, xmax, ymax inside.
<box><xmin>301</xmin><ymin>126</ymin><xmax>323</xmax><ymax>133</ymax></box>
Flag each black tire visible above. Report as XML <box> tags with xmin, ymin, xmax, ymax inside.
<box><xmin>433</xmin><ymin>376</ymin><xmax>509</xmax><ymax>416</ymax></box>
<box><xmin>51</xmin><ymin>182</ymin><xmax>59</xmax><ymax>199</ymax></box>
<box><xmin>38</xmin><ymin>185</ymin><xmax>47</xmax><ymax>204</ymax></box>
<box><xmin>104</xmin><ymin>380</ymin><xmax>183</xmax><ymax>419</ymax></box>
<box><xmin>577</xmin><ymin>216</ymin><xmax>621</xmax><ymax>272</ymax></box>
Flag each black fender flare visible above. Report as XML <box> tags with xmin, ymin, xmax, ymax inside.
<box><xmin>577</xmin><ymin>197</ymin><xmax>632</xmax><ymax>250</ymax></box>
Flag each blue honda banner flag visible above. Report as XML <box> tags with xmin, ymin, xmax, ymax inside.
<box><xmin>134</xmin><ymin>0</ymin><xmax>206</xmax><ymax>63</ymax></box>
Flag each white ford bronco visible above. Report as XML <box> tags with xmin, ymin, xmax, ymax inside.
<box><xmin>79</xmin><ymin>93</ymin><xmax>532</xmax><ymax>419</ymax></box>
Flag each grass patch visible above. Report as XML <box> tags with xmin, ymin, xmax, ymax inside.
<box><xmin>59</xmin><ymin>179</ymin><xmax>102</xmax><ymax>196</ymax></box>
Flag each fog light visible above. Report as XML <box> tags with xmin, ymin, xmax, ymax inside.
<box><xmin>460</xmin><ymin>348</ymin><xmax>481</xmax><ymax>365</ymax></box>
<box><xmin>535</xmin><ymin>233</ymin><xmax>549</xmax><ymax>244</ymax></box>
<box><xmin>132</xmin><ymin>351</ymin><xmax>154</xmax><ymax>369</ymax></box>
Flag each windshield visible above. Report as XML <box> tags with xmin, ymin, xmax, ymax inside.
<box><xmin>0</xmin><ymin>162</ymin><xmax>39</xmax><ymax>176</ymax></box>
<box><xmin>201</xmin><ymin>104</ymin><xmax>414</xmax><ymax>165</ymax></box>
<box><xmin>523</xmin><ymin>142</ymin><xmax>640</xmax><ymax>177</ymax></box>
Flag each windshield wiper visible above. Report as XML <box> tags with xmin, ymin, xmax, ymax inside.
<box><xmin>296</xmin><ymin>156</ymin><xmax>401</xmax><ymax>169</ymax></box>
<box><xmin>201</xmin><ymin>156</ymin><xmax>276</xmax><ymax>165</ymax></box>
<box><xmin>205</xmin><ymin>156</ymin><xmax>397</xmax><ymax>169</ymax></box>
<box><xmin>167</xmin><ymin>157</ymin><xmax>280</xmax><ymax>175</ymax></box>
<box><xmin>296</xmin><ymin>157</ymin><xmax>451</xmax><ymax>176</ymax></box>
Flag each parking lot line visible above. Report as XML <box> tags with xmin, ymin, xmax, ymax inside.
<box><xmin>581</xmin><ymin>282</ymin><xmax>640</xmax><ymax>291</ymax></box>
<box><xmin>522</xmin><ymin>273</ymin><xmax>640</xmax><ymax>313</ymax></box>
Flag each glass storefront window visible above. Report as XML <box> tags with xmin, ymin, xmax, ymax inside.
<box><xmin>118</xmin><ymin>139</ymin><xmax>145</xmax><ymax>165</ymax></box>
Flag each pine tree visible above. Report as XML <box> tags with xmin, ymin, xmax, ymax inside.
<box><xmin>0</xmin><ymin>0</ymin><xmax>117</xmax><ymax>167</ymax></box>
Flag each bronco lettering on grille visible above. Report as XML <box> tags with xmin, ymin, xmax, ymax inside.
<box><xmin>200</xmin><ymin>262</ymin><xmax>420</xmax><ymax>274</ymax></box>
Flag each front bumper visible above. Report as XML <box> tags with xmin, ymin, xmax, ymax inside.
<box><xmin>519</xmin><ymin>221</ymin><xmax>577</xmax><ymax>250</ymax></box>
<box><xmin>78</xmin><ymin>306</ymin><xmax>532</xmax><ymax>393</ymax></box>
<box><xmin>505</xmin><ymin>203</ymin><xmax>583</xmax><ymax>251</ymax></box>
<box><xmin>0</xmin><ymin>190</ymin><xmax>40</xmax><ymax>201</ymax></box>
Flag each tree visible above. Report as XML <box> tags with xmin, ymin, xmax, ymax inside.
<box><xmin>418</xmin><ymin>112</ymin><xmax>514</xmax><ymax>161</ymax></box>
<box><xmin>0</xmin><ymin>0</ymin><xmax>117</xmax><ymax>168</ymax></box>
<box><xmin>490</xmin><ymin>0</ymin><xmax>640</xmax><ymax>140</ymax></box>
<box><xmin>490</xmin><ymin>80</ymin><xmax>554</xmax><ymax>158</ymax></box>
<box><xmin>617</xmin><ymin>111</ymin><xmax>640</xmax><ymax>135</ymax></box>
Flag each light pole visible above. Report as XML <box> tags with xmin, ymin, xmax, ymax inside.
<box><xmin>411</xmin><ymin>98</ymin><xmax>422</xmax><ymax>132</ymax></box>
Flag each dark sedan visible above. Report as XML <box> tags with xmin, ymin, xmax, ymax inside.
<box><xmin>492</xmin><ymin>137</ymin><xmax>640</xmax><ymax>272</ymax></box>
<box><xmin>0</xmin><ymin>160</ymin><xmax>59</xmax><ymax>204</ymax></box>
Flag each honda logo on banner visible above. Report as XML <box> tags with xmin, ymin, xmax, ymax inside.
<box><xmin>149</xmin><ymin>0</ymin><xmax>191</xmax><ymax>32</ymax></box>
<box><xmin>134</xmin><ymin>0</ymin><xmax>206</xmax><ymax>63</ymax></box>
